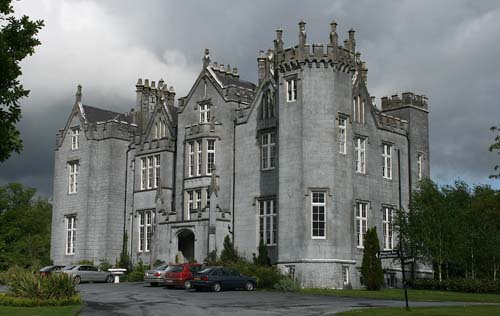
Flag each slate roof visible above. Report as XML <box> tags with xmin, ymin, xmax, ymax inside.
<box><xmin>216</xmin><ymin>74</ymin><xmax>256</xmax><ymax>90</ymax></box>
<box><xmin>81</xmin><ymin>105</ymin><xmax>131</xmax><ymax>123</ymax></box>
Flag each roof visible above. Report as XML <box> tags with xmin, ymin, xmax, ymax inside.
<box><xmin>208</xmin><ymin>66</ymin><xmax>256</xmax><ymax>91</ymax></box>
<box><xmin>81</xmin><ymin>105</ymin><xmax>131</xmax><ymax>124</ymax></box>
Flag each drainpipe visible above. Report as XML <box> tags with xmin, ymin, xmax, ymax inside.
<box><xmin>123</xmin><ymin>143</ymin><xmax>132</xmax><ymax>267</ymax></box>
<box><xmin>231</xmin><ymin>117</ymin><xmax>237</xmax><ymax>243</ymax></box>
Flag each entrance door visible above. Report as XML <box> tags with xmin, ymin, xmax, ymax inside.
<box><xmin>177</xmin><ymin>229</ymin><xmax>195</xmax><ymax>261</ymax></box>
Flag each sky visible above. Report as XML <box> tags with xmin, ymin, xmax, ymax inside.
<box><xmin>0</xmin><ymin>0</ymin><xmax>499</xmax><ymax>198</ymax></box>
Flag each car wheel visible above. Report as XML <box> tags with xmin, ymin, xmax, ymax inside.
<box><xmin>212</xmin><ymin>282</ymin><xmax>221</xmax><ymax>292</ymax></box>
<box><xmin>184</xmin><ymin>281</ymin><xmax>191</xmax><ymax>290</ymax></box>
<box><xmin>245</xmin><ymin>281</ymin><xmax>255</xmax><ymax>291</ymax></box>
<box><xmin>150</xmin><ymin>282</ymin><xmax>157</xmax><ymax>287</ymax></box>
<box><xmin>73</xmin><ymin>275</ymin><xmax>81</xmax><ymax>284</ymax></box>
<box><xmin>106</xmin><ymin>275</ymin><xmax>114</xmax><ymax>283</ymax></box>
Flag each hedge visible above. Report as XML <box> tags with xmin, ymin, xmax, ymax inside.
<box><xmin>0</xmin><ymin>293</ymin><xmax>82</xmax><ymax>307</ymax></box>
<box><xmin>410</xmin><ymin>278</ymin><xmax>500</xmax><ymax>293</ymax></box>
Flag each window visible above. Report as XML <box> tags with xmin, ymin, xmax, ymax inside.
<box><xmin>154</xmin><ymin>122</ymin><xmax>159</xmax><ymax>139</ymax></box>
<box><xmin>353</xmin><ymin>96</ymin><xmax>364</xmax><ymax>123</ymax></box>
<box><xmin>383</xmin><ymin>207</ymin><xmax>394</xmax><ymax>250</ymax></box>
<box><xmin>356</xmin><ymin>202</ymin><xmax>368</xmax><ymax>248</ymax></box>
<box><xmin>68</xmin><ymin>161</ymin><xmax>79</xmax><ymax>194</ymax></box>
<box><xmin>261</xmin><ymin>90</ymin><xmax>274</xmax><ymax>119</ymax></box>
<box><xmin>65</xmin><ymin>215</ymin><xmax>76</xmax><ymax>255</ymax></box>
<box><xmin>71</xmin><ymin>129</ymin><xmax>79</xmax><ymax>150</ymax></box>
<box><xmin>187</xmin><ymin>191</ymin><xmax>194</xmax><ymax>220</ymax></box>
<box><xmin>200</xmin><ymin>104</ymin><xmax>210</xmax><ymax>123</ymax></box>
<box><xmin>205</xmin><ymin>189</ymin><xmax>210</xmax><ymax>210</ymax></box>
<box><xmin>355</xmin><ymin>137</ymin><xmax>366</xmax><ymax>174</ymax></box>
<box><xmin>140</xmin><ymin>154</ymin><xmax>160</xmax><ymax>190</ymax></box>
<box><xmin>338</xmin><ymin>117</ymin><xmax>347</xmax><ymax>154</ymax></box>
<box><xmin>207</xmin><ymin>139</ymin><xmax>215</xmax><ymax>175</ymax></box>
<box><xmin>311</xmin><ymin>191</ymin><xmax>326</xmax><ymax>239</ymax></box>
<box><xmin>286</xmin><ymin>78</ymin><xmax>297</xmax><ymax>102</ymax></box>
<box><xmin>195</xmin><ymin>189</ymin><xmax>201</xmax><ymax>210</ymax></box>
<box><xmin>261</xmin><ymin>132</ymin><xmax>276</xmax><ymax>170</ymax></box>
<box><xmin>259</xmin><ymin>199</ymin><xmax>277</xmax><ymax>246</ymax></box>
<box><xmin>138</xmin><ymin>211</ymin><xmax>152</xmax><ymax>252</ymax></box>
<box><xmin>417</xmin><ymin>153</ymin><xmax>424</xmax><ymax>180</ymax></box>
<box><xmin>382</xmin><ymin>144</ymin><xmax>392</xmax><ymax>179</ymax></box>
<box><xmin>197</xmin><ymin>140</ymin><xmax>202</xmax><ymax>176</ymax></box>
<box><xmin>188</xmin><ymin>142</ymin><xmax>194</xmax><ymax>177</ymax></box>
<box><xmin>342</xmin><ymin>266</ymin><xmax>350</xmax><ymax>286</ymax></box>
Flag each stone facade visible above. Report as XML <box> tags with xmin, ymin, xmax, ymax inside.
<box><xmin>51</xmin><ymin>21</ymin><xmax>431</xmax><ymax>288</ymax></box>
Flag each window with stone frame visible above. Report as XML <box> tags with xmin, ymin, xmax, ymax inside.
<box><xmin>138</xmin><ymin>210</ymin><xmax>153</xmax><ymax>252</ymax></box>
<box><xmin>68</xmin><ymin>161</ymin><xmax>79</xmax><ymax>194</ymax></box>
<box><xmin>342</xmin><ymin>266</ymin><xmax>350</xmax><ymax>286</ymax></box>
<box><xmin>197</xmin><ymin>140</ymin><xmax>202</xmax><ymax>176</ymax></box>
<box><xmin>65</xmin><ymin>215</ymin><xmax>76</xmax><ymax>255</ymax></box>
<box><xmin>195</xmin><ymin>189</ymin><xmax>202</xmax><ymax>210</ymax></box>
<box><xmin>188</xmin><ymin>141</ymin><xmax>195</xmax><ymax>177</ymax></box>
<box><xmin>140</xmin><ymin>154</ymin><xmax>160</xmax><ymax>190</ymax></box>
<box><xmin>71</xmin><ymin>128</ymin><xmax>80</xmax><ymax>150</ymax></box>
<box><xmin>383</xmin><ymin>206</ymin><xmax>394</xmax><ymax>250</ymax></box>
<box><xmin>311</xmin><ymin>191</ymin><xmax>326</xmax><ymax>239</ymax></box>
<box><xmin>199</xmin><ymin>103</ymin><xmax>210</xmax><ymax>123</ymax></box>
<box><xmin>355</xmin><ymin>137</ymin><xmax>366</xmax><ymax>174</ymax></box>
<box><xmin>356</xmin><ymin>201</ymin><xmax>368</xmax><ymax>248</ymax></box>
<box><xmin>261</xmin><ymin>132</ymin><xmax>276</xmax><ymax>170</ymax></box>
<box><xmin>186</xmin><ymin>191</ymin><xmax>194</xmax><ymax>220</ymax></box>
<box><xmin>259</xmin><ymin>198</ymin><xmax>277</xmax><ymax>246</ymax></box>
<box><xmin>382</xmin><ymin>143</ymin><xmax>392</xmax><ymax>179</ymax></box>
<box><xmin>353</xmin><ymin>96</ymin><xmax>365</xmax><ymax>123</ymax></box>
<box><xmin>206</xmin><ymin>139</ymin><xmax>215</xmax><ymax>175</ymax></box>
<box><xmin>417</xmin><ymin>153</ymin><xmax>424</xmax><ymax>180</ymax></box>
<box><xmin>261</xmin><ymin>90</ymin><xmax>274</xmax><ymax>119</ymax></box>
<box><xmin>286</xmin><ymin>78</ymin><xmax>297</xmax><ymax>102</ymax></box>
<box><xmin>338</xmin><ymin>117</ymin><xmax>347</xmax><ymax>154</ymax></box>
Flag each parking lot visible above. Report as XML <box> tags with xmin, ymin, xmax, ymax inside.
<box><xmin>78</xmin><ymin>282</ymin><xmax>464</xmax><ymax>316</ymax></box>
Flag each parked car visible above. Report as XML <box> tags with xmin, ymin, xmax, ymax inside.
<box><xmin>144</xmin><ymin>264</ymin><xmax>169</xmax><ymax>287</ymax></box>
<box><xmin>39</xmin><ymin>265</ymin><xmax>65</xmax><ymax>277</ymax></box>
<box><xmin>190</xmin><ymin>267</ymin><xmax>256</xmax><ymax>292</ymax></box>
<box><xmin>164</xmin><ymin>263</ymin><xmax>204</xmax><ymax>289</ymax></box>
<box><xmin>61</xmin><ymin>265</ymin><xmax>114</xmax><ymax>284</ymax></box>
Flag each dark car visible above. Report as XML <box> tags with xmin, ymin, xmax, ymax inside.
<box><xmin>39</xmin><ymin>265</ymin><xmax>65</xmax><ymax>277</ymax></box>
<box><xmin>190</xmin><ymin>267</ymin><xmax>256</xmax><ymax>292</ymax></box>
<box><xmin>144</xmin><ymin>264</ymin><xmax>169</xmax><ymax>287</ymax></box>
<box><xmin>164</xmin><ymin>263</ymin><xmax>203</xmax><ymax>289</ymax></box>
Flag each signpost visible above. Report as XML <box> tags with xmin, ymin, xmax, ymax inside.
<box><xmin>378</xmin><ymin>249</ymin><xmax>410</xmax><ymax>310</ymax></box>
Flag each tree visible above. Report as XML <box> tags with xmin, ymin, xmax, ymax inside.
<box><xmin>0</xmin><ymin>0</ymin><xmax>44</xmax><ymax>162</ymax></box>
<box><xmin>220</xmin><ymin>235</ymin><xmax>239</xmax><ymax>263</ymax></box>
<box><xmin>490</xmin><ymin>126</ymin><xmax>500</xmax><ymax>179</ymax></box>
<box><xmin>253</xmin><ymin>239</ymin><xmax>269</xmax><ymax>266</ymax></box>
<box><xmin>0</xmin><ymin>183</ymin><xmax>52</xmax><ymax>270</ymax></box>
<box><xmin>360</xmin><ymin>227</ymin><xmax>384</xmax><ymax>290</ymax></box>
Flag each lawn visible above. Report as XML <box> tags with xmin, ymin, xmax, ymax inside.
<box><xmin>0</xmin><ymin>305</ymin><xmax>82</xmax><ymax>316</ymax></box>
<box><xmin>301</xmin><ymin>288</ymin><xmax>500</xmax><ymax>303</ymax></box>
<box><xmin>337</xmin><ymin>305</ymin><xmax>500</xmax><ymax>316</ymax></box>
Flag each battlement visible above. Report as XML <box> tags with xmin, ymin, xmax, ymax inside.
<box><xmin>272</xmin><ymin>20</ymin><xmax>361</xmax><ymax>72</ymax></box>
<box><xmin>381</xmin><ymin>92</ymin><xmax>428</xmax><ymax>111</ymax></box>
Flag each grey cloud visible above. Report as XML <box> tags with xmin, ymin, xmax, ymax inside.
<box><xmin>1</xmin><ymin>0</ymin><xmax>499</xmax><ymax>198</ymax></box>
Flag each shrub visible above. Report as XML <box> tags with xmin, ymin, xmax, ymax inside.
<box><xmin>204</xmin><ymin>249</ymin><xmax>218</xmax><ymax>266</ymax></box>
<box><xmin>220</xmin><ymin>235</ymin><xmax>240</xmax><ymax>263</ymax></box>
<box><xmin>360</xmin><ymin>227</ymin><xmax>384</xmax><ymax>290</ymax></box>
<box><xmin>98</xmin><ymin>259</ymin><xmax>113</xmax><ymax>272</ymax></box>
<box><xmin>127</xmin><ymin>260</ymin><xmax>147</xmax><ymax>282</ymax></box>
<box><xmin>227</xmin><ymin>261</ymin><xmax>284</xmax><ymax>289</ymax></box>
<box><xmin>0</xmin><ymin>266</ymin><xmax>24</xmax><ymax>285</ymax></box>
<box><xmin>253</xmin><ymin>240</ymin><xmax>269</xmax><ymax>266</ymax></box>
<box><xmin>274</xmin><ymin>278</ymin><xmax>301</xmax><ymax>292</ymax></box>
<box><xmin>6</xmin><ymin>270</ymin><xmax>77</xmax><ymax>300</ymax></box>
<box><xmin>410</xmin><ymin>278</ymin><xmax>500</xmax><ymax>293</ymax></box>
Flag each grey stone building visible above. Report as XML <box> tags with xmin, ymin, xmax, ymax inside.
<box><xmin>51</xmin><ymin>21</ymin><xmax>431</xmax><ymax>288</ymax></box>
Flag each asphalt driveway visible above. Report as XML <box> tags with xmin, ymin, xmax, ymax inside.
<box><xmin>78</xmin><ymin>282</ymin><xmax>466</xmax><ymax>316</ymax></box>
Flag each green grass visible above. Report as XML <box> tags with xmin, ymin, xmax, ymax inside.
<box><xmin>0</xmin><ymin>305</ymin><xmax>81</xmax><ymax>316</ymax></box>
<box><xmin>337</xmin><ymin>305</ymin><xmax>500</xmax><ymax>316</ymax></box>
<box><xmin>301</xmin><ymin>288</ymin><xmax>500</xmax><ymax>303</ymax></box>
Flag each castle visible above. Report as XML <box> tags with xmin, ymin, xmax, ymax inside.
<box><xmin>50</xmin><ymin>21</ymin><xmax>431</xmax><ymax>288</ymax></box>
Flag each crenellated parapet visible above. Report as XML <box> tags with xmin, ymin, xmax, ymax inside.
<box><xmin>375</xmin><ymin>112</ymin><xmax>408</xmax><ymax>134</ymax></box>
<box><xmin>381</xmin><ymin>92</ymin><xmax>428</xmax><ymax>112</ymax></box>
<box><xmin>271</xmin><ymin>20</ymin><xmax>362</xmax><ymax>73</ymax></box>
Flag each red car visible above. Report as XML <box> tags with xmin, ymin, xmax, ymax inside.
<box><xmin>164</xmin><ymin>263</ymin><xmax>204</xmax><ymax>289</ymax></box>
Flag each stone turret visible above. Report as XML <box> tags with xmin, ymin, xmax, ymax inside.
<box><xmin>381</xmin><ymin>92</ymin><xmax>428</xmax><ymax>112</ymax></box>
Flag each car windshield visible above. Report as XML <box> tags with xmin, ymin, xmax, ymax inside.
<box><xmin>154</xmin><ymin>265</ymin><xmax>168</xmax><ymax>271</ymax></box>
<box><xmin>165</xmin><ymin>265</ymin><xmax>183</xmax><ymax>273</ymax></box>
<box><xmin>63</xmin><ymin>265</ymin><xmax>76</xmax><ymax>270</ymax></box>
<box><xmin>40</xmin><ymin>266</ymin><xmax>55</xmax><ymax>272</ymax></box>
<box><xmin>198</xmin><ymin>268</ymin><xmax>213</xmax><ymax>274</ymax></box>
<box><xmin>189</xmin><ymin>266</ymin><xmax>203</xmax><ymax>273</ymax></box>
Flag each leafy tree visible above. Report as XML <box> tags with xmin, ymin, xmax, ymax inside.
<box><xmin>0</xmin><ymin>0</ymin><xmax>44</xmax><ymax>162</ymax></box>
<box><xmin>0</xmin><ymin>183</ymin><xmax>52</xmax><ymax>270</ymax></box>
<box><xmin>117</xmin><ymin>231</ymin><xmax>130</xmax><ymax>269</ymax></box>
<box><xmin>490</xmin><ymin>126</ymin><xmax>500</xmax><ymax>179</ymax></box>
<box><xmin>360</xmin><ymin>227</ymin><xmax>383</xmax><ymax>290</ymax></box>
<box><xmin>220</xmin><ymin>235</ymin><xmax>239</xmax><ymax>263</ymax></box>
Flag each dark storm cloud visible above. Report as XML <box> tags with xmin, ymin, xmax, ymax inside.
<box><xmin>1</xmin><ymin>0</ymin><xmax>499</xmax><ymax>197</ymax></box>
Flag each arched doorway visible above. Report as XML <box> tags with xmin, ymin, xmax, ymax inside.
<box><xmin>177</xmin><ymin>229</ymin><xmax>195</xmax><ymax>262</ymax></box>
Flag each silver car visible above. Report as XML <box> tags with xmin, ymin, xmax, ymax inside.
<box><xmin>62</xmin><ymin>265</ymin><xmax>114</xmax><ymax>284</ymax></box>
<box><xmin>144</xmin><ymin>264</ymin><xmax>169</xmax><ymax>287</ymax></box>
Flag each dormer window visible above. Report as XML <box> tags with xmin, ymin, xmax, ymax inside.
<box><xmin>71</xmin><ymin>128</ymin><xmax>80</xmax><ymax>150</ymax></box>
<box><xmin>200</xmin><ymin>104</ymin><xmax>210</xmax><ymax>123</ymax></box>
